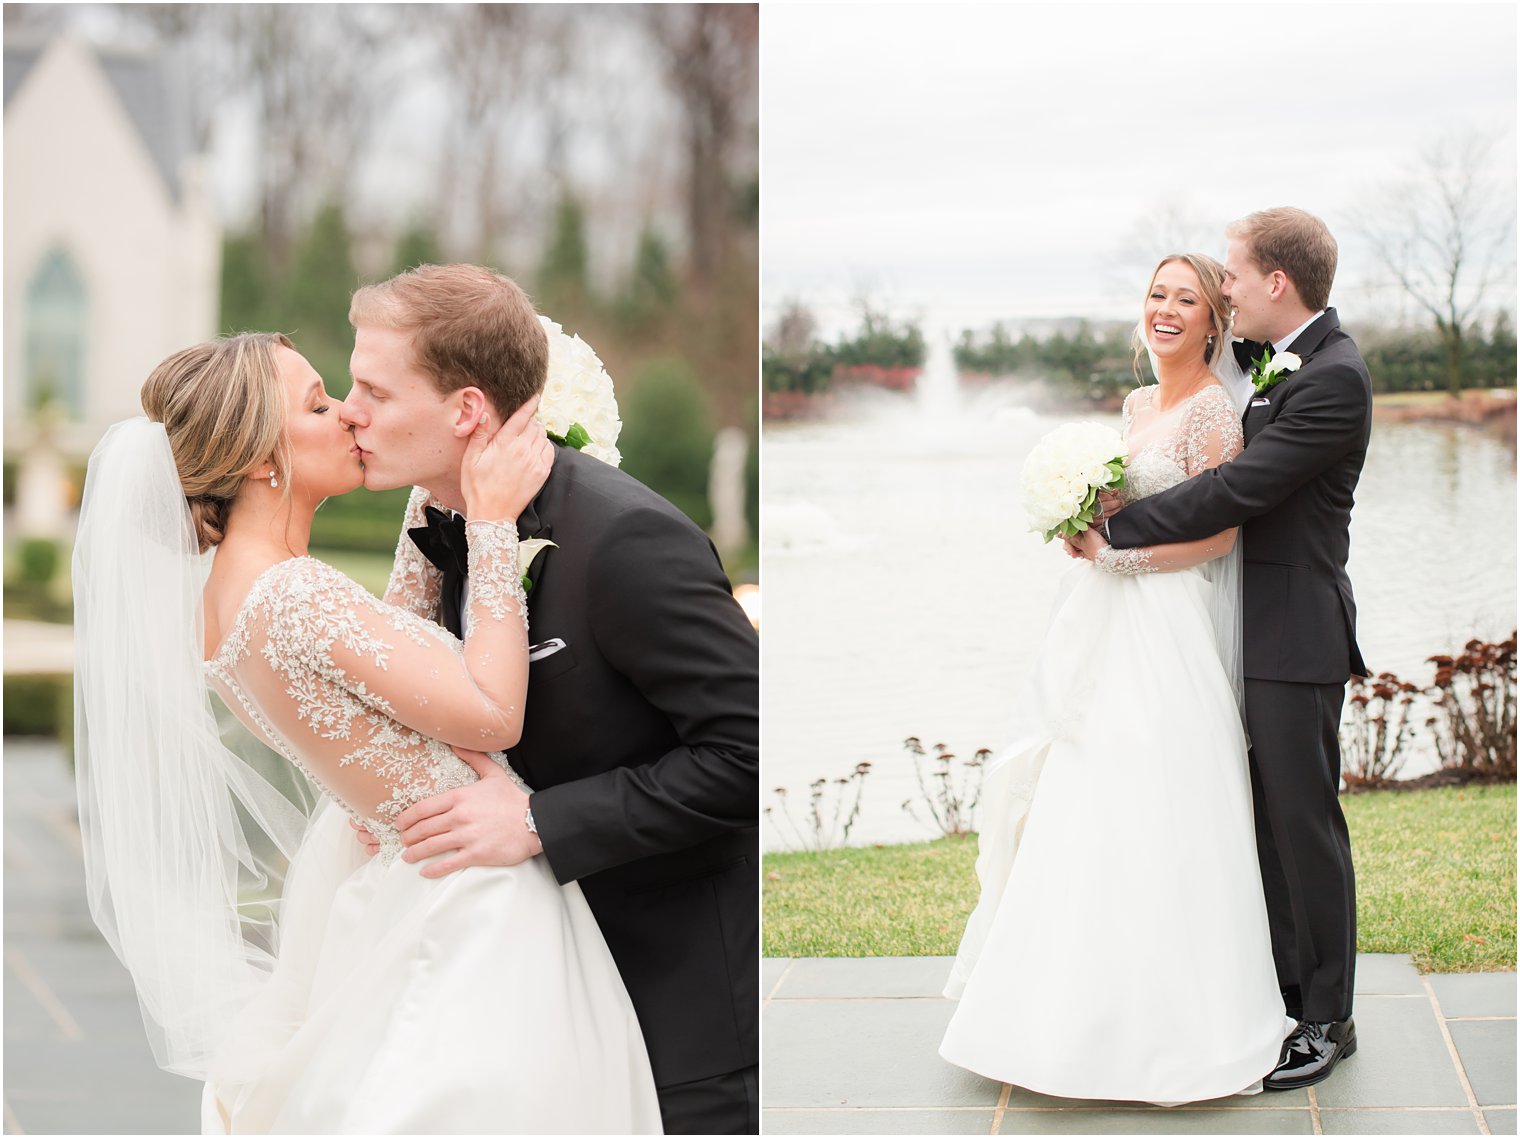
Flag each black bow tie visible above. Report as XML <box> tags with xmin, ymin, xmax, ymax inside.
<box><xmin>408</xmin><ymin>506</ymin><xmax>470</xmax><ymax>577</ymax></box>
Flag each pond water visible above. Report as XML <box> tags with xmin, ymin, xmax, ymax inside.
<box><xmin>761</xmin><ymin>342</ymin><xmax>1516</xmax><ymax>848</ymax></box>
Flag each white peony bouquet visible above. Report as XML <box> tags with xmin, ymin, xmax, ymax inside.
<box><xmin>537</xmin><ymin>315</ymin><xmax>622</xmax><ymax>468</ymax></box>
<box><xmin>1021</xmin><ymin>422</ymin><xmax>1128</xmax><ymax>543</ymax></box>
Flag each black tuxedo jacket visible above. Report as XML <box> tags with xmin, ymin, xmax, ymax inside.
<box><xmin>1107</xmin><ymin>309</ymin><xmax>1371</xmax><ymax>683</ymax></box>
<box><xmin>485</xmin><ymin>446</ymin><xmax>759</xmax><ymax>1088</ymax></box>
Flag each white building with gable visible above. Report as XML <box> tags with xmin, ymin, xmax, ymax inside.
<box><xmin>4</xmin><ymin>33</ymin><xmax>220</xmax><ymax>465</ymax></box>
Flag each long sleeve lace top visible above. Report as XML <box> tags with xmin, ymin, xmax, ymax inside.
<box><xmin>1096</xmin><ymin>384</ymin><xmax>1244</xmax><ymax>575</ymax></box>
<box><xmin>204</xmin><ymin>508</ymin><xmax>529</xmax><ymax>862</ymax></box>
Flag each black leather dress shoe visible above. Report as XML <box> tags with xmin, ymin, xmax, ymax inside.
<box><xmin>1264</xmin><ymin>1019</ymin><xmax>1357</xmax><ymax>1090</ymax></box>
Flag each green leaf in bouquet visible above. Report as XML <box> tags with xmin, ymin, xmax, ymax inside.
<box><xmin>546</xmin><ymin>422</ymin><xmax>593</xmax><ymax>451</ymax></box>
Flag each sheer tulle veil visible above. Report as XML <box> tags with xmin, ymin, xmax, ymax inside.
<box><xmin>73</xmin><ymin>417</ymin><xmax>317</xmax><ymax>1077</ymax></box>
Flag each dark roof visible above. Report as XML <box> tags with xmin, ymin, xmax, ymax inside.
<box><xmin>5</xmin><ymin>39</ymin><xmax>191</xmax><ymax>202</ymax></box>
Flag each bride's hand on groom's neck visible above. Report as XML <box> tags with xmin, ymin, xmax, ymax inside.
<box><xmin>462</xmin><ymin>395</ymin><xmax>553</xmax><ymax>522</ymax></box>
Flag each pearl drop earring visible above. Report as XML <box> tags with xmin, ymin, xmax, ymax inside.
<box><xmin>269</xmin><ymin>472</ymin><xmax>279</xmax><ymax>489</ymax></box>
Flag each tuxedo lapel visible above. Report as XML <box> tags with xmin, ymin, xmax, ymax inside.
<box><xmin>516</xmin><ymin>499</ymin><xmax>546</xmax><ymax>541</ymax></box>
<box><xmin>523</xmin><ymin>520</ymin><xmax>553</xmax><ymax>594</ymax></box>
<box><xmin>1283</xmin><ymin>308</ymin><xmax>1339</xmax><ymax>363</ymax></box>
<box><xmin>516</xmin><ymin>451</ymin><xmax>566</xmax><ymax>595</ymax></box>
<box><xmin>1234</xmin><ymin>338</ymin><xmax>1268</xmax><ymax>431</ymax></box>
<box><xmin>1239</xmin><ymin>310</ymin><xmax>1344</xmax><ymax>445</ymax></box>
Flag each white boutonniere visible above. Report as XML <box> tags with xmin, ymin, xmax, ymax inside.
<box><xmin>520</xmin><ymin>537</ymin><xmax>557</xmax><ymax>594</ymax></box>
<box><xmin>1250</xmin><ymin>349</ymin><xmax>1301</xmax><ymax>395</ymax></box>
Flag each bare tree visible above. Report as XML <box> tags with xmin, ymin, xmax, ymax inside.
<box><xmin>767</xmin><ymin>299</ymin><xmax>818</xmax><ymax>361</ymax></box>
<box><xmin>1355</xmin><ymin>133</ymin><xmax>1516</xmax><ymax>396</ymax></box>
<box><xmin>428</xmin><ymin>4</ymin><xmax>540</xmax><ymax>264</ymax></box>
<box><xmin>131</xmin><ymin>4</ymin><xmax>396</xmax><ymax>271</ymax></box>
<box><xmin>237</xmin><ymin>6</ymin><xmax>395</xmax><ymax>270</ymax></box>
<box><xmin>128</xmin><ymin>4</ymin><xmax>237</xmax><ymax>153</ymax></box>
<box><xmin>641</xmin><ymin>4</ymin><xmax>757</xmax><ymax>290</ymax></box>
<box><xmin>1106</xmin><ymin>196</ymin><xmax>1226</xmax><ymax>301</ymax></box>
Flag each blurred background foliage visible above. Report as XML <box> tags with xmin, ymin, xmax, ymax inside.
<box><xmin>5</xmin><ymin>4</ymin><xmax>758</xmax><ymax>735</ymax></box>
<box><xmin>183</xmin><ymin>4</ymin><xmax>759</xmax><ymax>571</ymax></box>
<box><xmin>764</xmin><ymin>306</ymin><xmax>1517</xmax><ymax>406</ymax></box>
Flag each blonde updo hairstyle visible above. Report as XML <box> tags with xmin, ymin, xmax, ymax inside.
<box><xmin>140</xmin><ymin>332</ymin><xmax>294</xmax><ymax>553</ymax></box>
<box><xmin>1132</xmin><ymin>253</ymin><xmax>1233</xmax><ymax>382</ymax></box>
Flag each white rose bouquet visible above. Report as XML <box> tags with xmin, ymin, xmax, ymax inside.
<box><xmin>537</xmin><ymin>315</ymin><xmax>623</xmax><ymax>468</ymax></box>
<box><xmin>1021</xmin><ymin>422</ymin><xmax>1128</xmax><ymax>543</ymax></box>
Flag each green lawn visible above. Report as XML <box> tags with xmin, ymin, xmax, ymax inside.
<box><xmin>763</xmin><ymin>783</ymin><xmax>1516</xmax><ymax>973</ymax></box>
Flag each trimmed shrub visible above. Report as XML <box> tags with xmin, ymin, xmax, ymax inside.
<box><xmin>617</xmin><ymin>358</ymin><xmax>715</xmax><ymax>529</ymax></box>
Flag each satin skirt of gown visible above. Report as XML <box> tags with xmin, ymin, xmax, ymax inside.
<box><xmin>200</xmin><ymin>801</ymin><xmax>663</xmax><ymax>1134</ymax></box>
<box><xmin>939</xmin><ymin>561</ymin><xmax>1294</xmax><ymax>1104</ymax></box>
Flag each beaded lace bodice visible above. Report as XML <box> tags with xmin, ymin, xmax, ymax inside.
<box><xmin>1096</xmin><ymin>384</ymin><xmax>1243</xmax><ymax>575</ymax></box>
<box><xmin>204</xmin><ymin>515</ymin><xmax>529</xmax><ymax>863</ymax></box>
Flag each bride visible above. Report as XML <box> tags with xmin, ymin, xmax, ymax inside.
<box><xmin>939</xmin><ymin>254</ymin><xmax>1294</xmax><ymax>1103</ymax></box>
<box><xmin>73</xmin><ymin>331</ymin><xmax>662</xmax><ymax>1133</ymax></box>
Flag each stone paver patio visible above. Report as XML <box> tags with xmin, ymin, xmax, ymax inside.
<box><xmin>6</xmin><ymin>738</ymin><xmax>1515</xmax><ymax>1135</ymax></box>
<box><xmin>5</xmin><ymin>740</ymin><xmax>201</xmax><ymax>1134</ymax></box>
<box><xmin>763</xmin><ymin>956</ymin><xmax>1516</xmax><ymax>1135</ymax></box>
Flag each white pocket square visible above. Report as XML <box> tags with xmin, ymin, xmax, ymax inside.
<box><xmin>528</xmin><ymin>638</ymin><xmax>567</xmax><ymax>662</ymax></box>
<box><xmin>1250</xmin><ymin>397</ymin><xmax>1271</xmax><ymax>407</ymax></box>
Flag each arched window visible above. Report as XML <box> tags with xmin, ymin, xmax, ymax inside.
<box><xmin>25</xmin><ymin>249</ymin><xmax>88</xmax><ymax>419</ymax></box>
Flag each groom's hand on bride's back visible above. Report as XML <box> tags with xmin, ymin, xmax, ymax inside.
<box><xmin>394</xmin><ymin>747</ymin><xmax>543</xmax><ymax>876</ymax></box>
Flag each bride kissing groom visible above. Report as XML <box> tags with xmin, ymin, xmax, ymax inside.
<box><xmin>75</xmin><ymin>263</ymin><xmax>758</xmax><ymax>1134</ymax></box>
<box><xmin>942</xmin><ymin>208</ymin><xmax>1370</xmax><ymax>1103</ymax></box>
<box><xmin>343</xmin><ymin>264</ymin><xmax>762</xmax><ymax>1133</ymax></box>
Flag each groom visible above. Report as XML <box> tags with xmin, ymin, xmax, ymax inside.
<box><xmin>1095</xmin><ymin>208</ymin><xmax>1370</xmax><ymax>1090</ymax></box>
<box><xmin>340</xmin><ymin>264</ymin><xmax>759</xmax><ymax>1133</ymax></box>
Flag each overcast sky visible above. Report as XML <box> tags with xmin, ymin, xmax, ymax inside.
<box><xmin>762</xmin><ymin>2</ymin><xmax>1517</xmax><ymax>337</ymax></box>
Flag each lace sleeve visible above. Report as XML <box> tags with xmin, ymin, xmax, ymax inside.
<box><xmin>213</xmin><ymin>549</ymin><xmax>529</xmax><ymax>838</ymax></box>
<box><xmin>238</xmin><ymin>548</ymin><xmax>527</xmax><ymax>746</ymax></box>
<box><xmin>1097</xmin><ymin>387</ymin><xmax>1242</xmax><ymax>575</ymax></box>
<box><xmin>382</xmin><ymin>485</ymin><xmax>443</xmax><ymax>619</ymax></box>
<box><xmin>1179</xmin><ymin>385</ymin><xmax>1244</xmax><ymax>479</ymax></box>
<box><xmin>1120</xmin><ymin>386</ymin><xmax>1145</xmax><ymax>438</ymax></box>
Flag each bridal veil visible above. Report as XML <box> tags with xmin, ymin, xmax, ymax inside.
<box><xmin>73</xmin><ymin>417</ymin><xmax>317</xmax><ymax>1078</ymax></box>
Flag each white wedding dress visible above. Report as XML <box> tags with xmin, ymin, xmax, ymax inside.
<box><xmin>940</xmin><ymin>383</ymin><xmax>1294</xmax><ymax>1104</ymax></box>
<box><xmin>74</xmin><ymin>421</ymin><xmax>662</xmax><ymax>1135</ymax></box>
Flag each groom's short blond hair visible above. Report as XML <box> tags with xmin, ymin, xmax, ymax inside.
<box><xmin>349</xmin><ymin>264</ymin><xmax>549</xmax><ymax>415</ymax></box>
<box><xmin>1227</xmin><ymin>208</ymin><xmax>1337</xmax><ymax>312</ymax></box>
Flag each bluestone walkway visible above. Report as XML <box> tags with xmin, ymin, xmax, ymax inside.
<box><xmin>763</xmin><ymin>956</ymin><xmax>1516</xmax><ymax>1135</ymax></box>
<box><xmin>6</xmin><ymin>740</ymin><xmax>1515</xmax><ymax>1135</ymax></box>
<box><xmin>5</xmin><ymin>739</ymin><xmax>201</xmax><ymax>1134</ymax></box>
